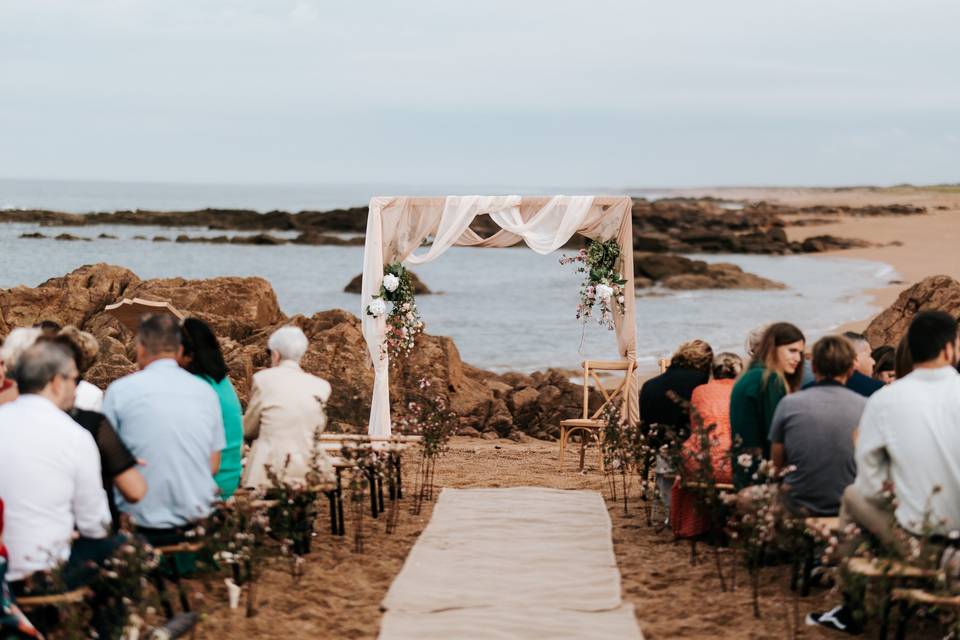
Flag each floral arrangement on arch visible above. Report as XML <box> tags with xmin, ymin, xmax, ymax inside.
<box><xmin>365</xmin><ymin>262</ymin><xmax>424</xmax><ymax>359</ymax></box>
<box><xmin>559</xmin><ymin>239</ymin><xmax>627</xmax><ymax>330</ymax></box>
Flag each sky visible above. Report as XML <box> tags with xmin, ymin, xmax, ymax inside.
<box><xmin>1</xmin><ymin>0</ymin><xmax>958</xmax><ymax>188</ymax></box>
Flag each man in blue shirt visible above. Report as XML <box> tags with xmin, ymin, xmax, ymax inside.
<box><xmin>102</xmin><ymin>314</ymin><xmax>225</xmax><ymax>542</ymax></box>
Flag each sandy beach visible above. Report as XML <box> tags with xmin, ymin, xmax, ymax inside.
<box><xmin>675</xmin><ymin>186</ymin><xmax>960</xmax><ymax>331</ymax></box>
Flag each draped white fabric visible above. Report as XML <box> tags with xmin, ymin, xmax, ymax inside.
<box><xmin>489</xmin><ymin>195</ymin><xmax>595</xmax><ymax>254</ymax></box>
<box><xmin>361</xmin><ymin>195</ymin><xmax>637</xmax><ymax>436</ymax></box>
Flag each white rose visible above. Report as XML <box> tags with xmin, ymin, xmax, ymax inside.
<box><xmin>595</xmin><ymin>283</ymin><xmax>614</xmax><ymax>301</ymax></box>
<box><xmin>367</xmin><ymin>298</ymin><xmax>387</xmax><ymax>317</ymax></box>
<box><xmin>382</xmin><ymin>273</ymin><xmax>400</xmax><ymax>292</ymax></box>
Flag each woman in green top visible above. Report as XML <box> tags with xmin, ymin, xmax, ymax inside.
<box><xmin>179</xmin><ymin>317</ymin><xmax>243</xmax><ymax>499</ymax></box>
<box><xmin>730</xmin><ymin>322</ymin><xmax>805</xmax><ymax>487</ymax></box>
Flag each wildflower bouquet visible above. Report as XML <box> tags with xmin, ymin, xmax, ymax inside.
<box><xmin>395</xmin><ymin>378</ymin><xmax>457</xmax><ymax>514</ymax></box>
<box><xmin>559</xmin><ymin>239</ymin><xmax>627</xmax><ymax>330</ymax></box>
<box><xmin>365</xmin><ymin>262</ymin><xmax>424</xmax><ymax>359</ymax></box>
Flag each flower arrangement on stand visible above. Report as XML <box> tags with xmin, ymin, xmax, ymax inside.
<box><xmin>395</xmin><ymin>378</ymin><xmax>457</xmax><ymax>515</ymax></box>
<box><xmin>365</xmin><ymin>263</ymin><xmax>424</xmax><ymax>359</ymax></box>
<box><xmin>559</xmin><ymin>239</ymin><xmax>627</xmax><ymax>330</ymax></box>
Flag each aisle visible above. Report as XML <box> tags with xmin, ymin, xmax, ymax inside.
<box><xmin>378</xmin><ymin>487</ymin><xmax>644</xmax><ymax>639</ymax></box>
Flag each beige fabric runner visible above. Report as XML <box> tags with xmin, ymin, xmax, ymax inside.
<box><xmin>379</xmin><ymin>487</ymin><xmax>644</xmax><ymax>639</ymax></box>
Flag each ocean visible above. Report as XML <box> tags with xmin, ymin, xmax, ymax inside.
<box><xmin>0</xmin><ymin>179</ymin><xmax>896</xmax><ymax>373</ymax></box>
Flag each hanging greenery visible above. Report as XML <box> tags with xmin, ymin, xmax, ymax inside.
<box><xmin>559</xmin><ymin>239</ymin><xmax>627</xmax><ymax>330</ymax></box>
<box><xmin>365</xmin><ymin>262</ymin><xmax>424</xmax><ymax>359</ymax></box>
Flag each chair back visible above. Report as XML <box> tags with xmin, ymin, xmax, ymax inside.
<box><xmin>578</xmin><ymin>360</ymin><xmax>637</xmax><ymax>421</ymax></box>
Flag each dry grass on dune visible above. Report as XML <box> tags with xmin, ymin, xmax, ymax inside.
<box><xmin>196</xmin><ymin>438</ymin><xmax>946</xmax><ymax>639</ymax></box>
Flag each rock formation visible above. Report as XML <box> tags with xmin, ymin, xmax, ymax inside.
<box><xmin>0</xmin><ymin>264</ymin><xmax>586</xmax><ymax>439</ymax></box>
<box><xmin>865</xmin><ymin>275</ymin><xmax>960</xmax><ymax>348</ymax></box>
<box><xmin>343</xmin><ymin>272</ymin><xmax>432</xmax><ymax>295</ymax></box>
<box><xmin>633</xmin><ymin>253</ymin><xmax>785</xmax><ymax>290</ymax></box>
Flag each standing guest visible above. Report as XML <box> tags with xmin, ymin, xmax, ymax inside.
<box><xmin>0</xmin><ymin>328</ymin><xmax>42</xmax><ymax>404</ymax></box>
<box><xmin>841</xmin><ymin>331</ymin><xmax>884</xmax><ymax>397</ymax></box>
<box><xmin>40</xmin><ymin>333</ymin><xmax>147</xmax><ymax>530</ymax></box>
<box><xmin>770</xmin><ymin>336</ymin><xmax>865</xmax><ymax>516</ymax></box>
<box><xmin>640</xmin><ymin>339</ymin><xmax>713</xmax><ymax>517</ymax></box>
<box><xmin>871</xmin><ymin>345</ymin><xmax>896</xmax><ymax>384</ymax></box>
<box><xmin>102</xmin><ymin>314</ymin><xmax>224</xmax><ymax>545</ymax></box>
<box><xmin>242</xmin><ymin>326</ymin><xmax>333</xmax><ymax>489</ymax></box>
<box><xmin>179</xmin><ymin>317</ymin><xmax>243</xmax><ymax>499</ymax></box>
<box><xmin>57</xmin><ymin>325</ymin><xmax>103</xmax><ymax>412</ymax></box>
<box><xmin>0</xmin><ymin>343</ymin><xmax>113</xmax><ymax>587</ymax></box>
<box><xmin>808</xmin><ymin>311</ymin><xmax>960</xmax><ymax>634</ymax></box>
<box><xmin>671</xmin><ymin>352</ymin><xmax>743</xmax><ymax>539</ymax></box>
<box><xmin>730</xmin><ymin>322</ymin><xmax>805</xmax><ymax>488</ymax></box>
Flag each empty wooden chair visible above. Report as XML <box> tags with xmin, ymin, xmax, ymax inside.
<box><xmin>558</xmin><ymin>359</ymin><xmax>636</xmax><ymax>472</ymax></box>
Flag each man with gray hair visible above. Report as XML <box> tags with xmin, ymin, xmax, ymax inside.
<box><xmin>102</xmin><ymin>314</ymin><xmax>225</xmax><ymax>544</ymax></box>
<box><xmin>0</xmin><ymin>342</ymin><xmax>113</xmax><ymax>586</ymax></box>
<box><xmin>841</xmin><ymin>331</ymin><xmax>884</xmax><ymax>398</ymax></box>
<box><xmin>242</xmin><ymin>325</ymin><xmax>332</xmax><ymax>488</ymax></box>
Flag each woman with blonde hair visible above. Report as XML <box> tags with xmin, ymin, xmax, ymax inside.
<box><xmin>0</xmin><ymin>327</ymin><xmax>42</xmax><ymax>405</ymax></box>
<box><xmin>730</xmin><ymin>322</ymin><xmax>805</xmax><ymax>488</ymax></box>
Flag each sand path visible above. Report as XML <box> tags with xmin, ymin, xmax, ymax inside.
<box><xmin>377</xmin><ymin>486</ymin><xmax>644</xmax><ymax>639</ymax></box>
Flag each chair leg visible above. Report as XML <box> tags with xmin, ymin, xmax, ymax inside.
<box><xmin>558</xmin><ymin>427</ymin><xmax>567</xmax><ymax>470</ymax></box>
<box><xmin>596</xmin><ymin>431</ymin><xmax>605</xmax><ymax>472</ymax></box>
<box><xmin>578</xmin><ymin>435</ymin><xmax>586</xmax><ymax>471</ymax></box>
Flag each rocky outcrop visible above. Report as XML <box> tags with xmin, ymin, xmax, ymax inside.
<box><xmin>865</xmin><ymin>276</ymin><xmax>960</xmax><ymax>348</ymax></box>
<box><xmin>0</xmin><ymin>264</ymin><xmax>592</xmax><ymax>439</ymax></box>
<box><xmin>634</xmin><ymin>253</ymin><xmax>785</xmax><ymax>290</ymax></box>
<box><xmin>2</xmin><ymin>198</ymin><xmax>903</xmax><ymax>256</ymax></box>
<box><xmin>343</xmin><ymin>272</ymin><xmax>432</xmax><ymax>295</ymax></box>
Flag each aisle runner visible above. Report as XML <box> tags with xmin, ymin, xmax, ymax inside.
<box><xmin>379</xmin><ymin>487</ymin><xmax>644</xmax><ymax>639</ymax></box>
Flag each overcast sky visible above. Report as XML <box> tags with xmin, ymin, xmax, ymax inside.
<box><xmin>1</xmin><ymin>0</ymin><xmax>958</xmax><ymax>188</ymax></box>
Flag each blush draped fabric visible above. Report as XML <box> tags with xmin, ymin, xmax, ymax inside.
<box><xmin>361</xmin><ymin>195</ymin><xmax>638</xmax><ymax>436</ymax></box>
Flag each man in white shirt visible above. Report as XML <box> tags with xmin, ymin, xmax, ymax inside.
<box><xmin>808</xmin><ymin>310</ymin><xmax>960</xmax><ymax>634</ymax></box>
<box><xmin>0</xmin><ymin>342</ymin><xmax>113</xmax><ymax>588</ymax></box>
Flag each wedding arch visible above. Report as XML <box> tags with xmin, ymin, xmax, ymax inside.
<box><xmin>360</xmin><ymin>195</ymin><xmax>639</xmax><ymax>436</ymax></box>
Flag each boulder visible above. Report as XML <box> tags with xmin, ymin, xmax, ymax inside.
<box><xmin>129</xmin><ymin>275</ymin><xmax>284</xmax><ymax>342</ymax></box>
<box><xmin>865</xmin><ymin>276</ymin><xmax>960</xmax><ymax>348</ymax></box>
<box><xmin>633</xmin><ymin>253</ymin><xmax>785</xmax><ymax>290</ymax></box>
<box><xmin>0</xmin><ymin>264</ymin><xmax>141</xmax><ymax>330</ymax></box>
<box><xmin>662</xmin><ymin>264</ymin><xmax>785</xmax><ymax>290</ymax></box>
<box><xmin>800</xmin><ymin>235</ymin><xmax>872</xmax><ymax>253</ymax></box>
<box><xmin>343</xmin><ymin>271</ymin><xmax>432</xmax><ymax>295</ymax></box>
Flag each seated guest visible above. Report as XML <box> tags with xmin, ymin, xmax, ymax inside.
<box><xmin>242</xmin><ymin>326</ymin><xmax>333</xmax><ymax>488</ymax></box>
<box><xmin>671</xmin><ymin>352</ymin><xmax>743</xmax><ymax>539</ymax></box>
<box><xmin>57</xmin><ymin>325</ymin><xmax>104</xmax><ymax>412</ymax></box>
<box><xmin>770</xmin><ymin>336</ymin><xmax>865</xmax><ymax>516</ymax></box>
<box><xmin>841</xmin><ymin>331</ymin><xmax>884</xmax><ymax>397</ymax></box>
<box><xmin>0</xmin><ymin>343</ymin><xmax>113</xmax><ymax>587</ymax></box>
<box><xmin>33</xmin><ymin>320</ymin><xmax>61</xmax><ymax>338</ymax></box>
<box><xmin>0</xmin><ymin>353</ymin><xmax>14</xmax><ymax>407</ymax></box>
<box><xmin>730</xmin><ymin>322</ymin><xmax>805</xmax><ymax>488</ymax></box>
<box><xmin>41</xmin><ymin>332</ymin><xmax>147</xmax><ymax>530</ymax></box>
<box><xmin>808</xmin><ymin>311</ymin><xmax>960</xmax><ymax>633</ymax></box>
<box><xmin>179</xmin><ymin>317</ymin><xmax>243</xmax><ymax>499</ymax></box>
<box><xmin>640</xmin><ymin>339</ymin><xmax>713</xmax><ymax>516</ymax></box>
<box><xmin>872</xmin><ymin>345</ymin><xmax>896</xmax><ymax>384</ymax></box>
<box><xmin>102</xmin><ymin>314</ymin><xmax>225</xmax><ymax>545</ymax></box>
<box><xmin>895</xmin><ymin>332</ymin><xmax>914</xmax><ymax>379</ymax></box>
<box><xmin>0</xmin><ymin>328</ymin><xmax>42</xmax><ymax>405</ymax></box>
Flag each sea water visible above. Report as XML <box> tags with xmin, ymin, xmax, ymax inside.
<box><xmin>0</xmin><ymin>221</ymin><xmax>896</xmax><ymax>373</ymax></box>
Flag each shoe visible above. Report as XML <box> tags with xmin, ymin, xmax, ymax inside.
<box><xmin>805</xmin><ymin>605</ymin><xmax>862</xmax><ymax>635</ymax></box>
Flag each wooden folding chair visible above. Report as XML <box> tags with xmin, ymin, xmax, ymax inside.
<box><xmin>558</xmin><ymin>359</ymin><xmax>636</xmax><ymax>472</ymax></box>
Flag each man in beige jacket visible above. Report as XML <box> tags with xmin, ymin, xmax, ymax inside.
<box><xmin>241</xmin><ymin>326</ymin><xmax>333</xmax><ymax>488</ymax></box>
